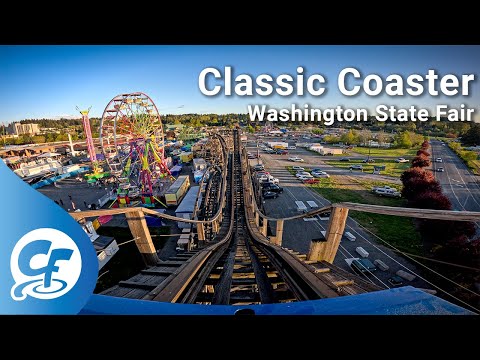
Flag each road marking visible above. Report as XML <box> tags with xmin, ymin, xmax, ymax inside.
<box><xmin>261</xmin><ymin>151</ymin><xmax>396</xmax><ymax>289</ymax></box>
<box><xmin>432</xmin><ymin>142</ymin><xmax>480</xmax><ymax>228</ymax></box>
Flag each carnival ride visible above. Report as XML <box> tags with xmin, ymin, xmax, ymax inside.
<box><xmin>99</xmin><ymin>92</ymin><xmax>173</xmax><ymax>208</ymax></box>
<box><xmin>77</xmin><ymin>106</ymin><xmax>110</xmax><ymax>183</ymax></box>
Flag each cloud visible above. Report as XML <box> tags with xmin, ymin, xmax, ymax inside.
<box><xmin>474</xmin><ymin>111</ymin><xmax>480</xmax><ymax>123</ymax></box>
<box><xmin>51</xmin><ymin>114</ymin><xmax>81</xmax><ymax>120</ymax></box>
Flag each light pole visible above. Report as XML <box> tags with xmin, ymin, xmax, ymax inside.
<box><xmin>257</xmin><ymin>138</ymin><xmax>260</xmax><ymax>165</ymax></box>
<box><xmin>1</xmin><ymin>124</ymin><xmax>6</xmax><ymax>149</ymax></box>
<box><xmin>367</xmin><ymin>139</ymin><xmax>372</xmax><ymax>162</ymax></box>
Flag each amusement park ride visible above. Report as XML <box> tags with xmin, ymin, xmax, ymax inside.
<box><xmin>99</xmin><ymin>92</ymin><xmax>173</xmax><ymax>208</ymax></box>
<box><xmin>77</xmin><ymin>106</ymin><xmax>110</xmax><ymax>183</ymax></box>
<box><xmin>77</xmin><ymin>92</ymin><xmax>174</xmax><ymax>209</ymax></box>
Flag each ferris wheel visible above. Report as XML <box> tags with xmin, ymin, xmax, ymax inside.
<box><xmin>100</xmin><ymin>92</ymin><xmax>172</xmax><ymax>206</ymax></box>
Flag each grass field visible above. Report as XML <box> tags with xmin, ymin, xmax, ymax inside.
<box><xmin>307</xmin><ymin>177</ymin><xmax>422</xmax><ymax>254</ymax></box>
<box><xmin>324</xmin><ymin>159</ymin><xmax>411</xmax><ymax>178</ymax></box>
<box><xmin>349</xmin><ymin>147</ymin><xmax>417</xmax><ymax>158</ymax></box>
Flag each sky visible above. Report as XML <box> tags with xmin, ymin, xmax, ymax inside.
<box><xmin>0</xmin><ymin>45</ymin><xmax>479</xmax><ymax>123</ymax></box>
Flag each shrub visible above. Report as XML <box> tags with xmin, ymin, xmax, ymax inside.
<box><xmin>410</xmin><ymin>191</ymin><xmax>452</xmax><ymax>210</ymax></box>
<box><xmin>416</xmin><ymin>149</ymin><xmax>429</xmax><ymax>157</ymax></box>
<box><xmin>411</xmin><ymin>155</ymin><xmax>431</xmax><ymax>168</ymax></box>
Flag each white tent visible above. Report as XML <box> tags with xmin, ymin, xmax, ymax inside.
<box><xmin>37</xmin><ymin>152</ymin><xmax>61</xmax><ymax>158</ymax></box>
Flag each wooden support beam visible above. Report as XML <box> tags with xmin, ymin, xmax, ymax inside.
<box><xmin>255</xmin><ymin>211</ymin><xmax>260</xmax><ymax>227</ymax></box>
<box><xmin>333</xmin><ymin>202</ymin><xmax>480</xmax><ymax>222</ymax></box>
<box><xmin>261</xmin><ymin>218</ymin><xmax>268</xmax><ymax>236</ymax></box>
<box><xmin>125</xmin><ymin>210</ymin><xmax>159</xmax><ymax>266</ymax></box>
<box><xmin>307</xmin><ymin>238</ymin><xmax>326</xmax><ymax>262</ymax></box>
<box><xmin>197</xmin><ymin>223</ymin><xmax>205</xmax><ymax>241</ymax></box>
<box><xmin>320</xmin><ymin>207</ymin><xmax>349</xmax><ymax>263</ymax></box>
<box><xmin>273</xmin><ymin>220</ymin><xmax>284</xmax><ymax>246</ymax></box>
<box><xmin>212</xmin><ymin>220</ymin><xmax>219</xmax><ymax>234</ymax></box>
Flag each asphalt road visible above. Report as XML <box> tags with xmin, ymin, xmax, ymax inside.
<box><xmin>247</xmin><ymin>145</ymin><xmax>429</xmax><ymax>291</ymax></box>
<box><xmin>430</xmin><ymin>140</ymin><xmax>480</xmax><ymax>213</ymax></box>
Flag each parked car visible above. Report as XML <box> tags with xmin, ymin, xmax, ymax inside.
<box><xmin>288</xmin><ymin>156</ymin><xmax>304</xmax><ymax>162</ymax></box>
<box><xmin>373</xmin><ymin>188</ymin><xmax>401</xmax><ymax>198</ymax></box>
<box><xmin>303</xmin><ymin>178</ymin><xmax>320</xmax><ymax>184</ymax></box>
<box><xmin>263</xmin><ymin>191</ymin><xmax>278</xmax><ymax>199</ymax></box>
<box><xmin>297</xmin><ymin>174</ymin><xmax>314</xmax><ymax>181</ymax></box>
<box><xmin>344</xmin><ymin>231</ymin><xmax>356</xmax><ymax>241</ymax></box>
<box><xmin>350</xmin><ymin>258</ymin><xmax>377</xmax><ymax>274</ymax></box>
<box><xmin>260</xmin><ymin>177</ymin><xmax>279</xmax><ymax>185</ymax></box>
<box><xmin>276</xmin><ymin>150</ymin><xmax>288</xmax><ymax>155</ymax></box>
<box><xmin>350</xmin><ymin>164</ymin><xmax>363</xmax><ymax>170</ymax></box>
<box><xmin>292</xmin><ymin>166</ymin><xmax>305</xmax><ymax>171</ymax></box>
<box><xmin>387</xmin><ymin>275</ymin><xmax>404</xmax><ymax>287</ymax></box>
<box><xmin>262</xmin><ymin>184</ymin><xmax>283</xmax><ymax>193</ymax></box>
<box><xmin>339</xmin><ymin>157</ymin><xmax>350</xmax><ymax>161</ymax></box>
<box><xmin>362</xmin><ymin>158</ymin><xmax>375</xmax><ymax>163</ymax></box>
<box><xmin>252</xmin><ymin>164</ymin><xmax>264</xmax><ymax>171</ymax></box>
<box><xmin>436</xmin><ymin>167</ymin><xmax>445</xmax><ymax>172</ymax></box>
<box><xmin>396</xmin><ymin>158</ymin><xmax>409</xmax><ymax>163</ymax></box>
<box><xmin>311</xmin><ymin>171</ymin><xmax>330</xmax><ymax>178</ymax></box>
<box><xmin>317</xmin><ymin>211</ymin><xmax>331</xmax><ymax>220</ymax></box>
<box><xmin>295</xmin><ymin>171</ymin><xmax>311</xmax><ymax>178</ymax></box>
<box><xmin>287</xmin><ymin>146</ymin><xmax>296</xmax><ymax>150</ymax></box>
<box><xmin>372</xmin><ymin>185</ymin><xmax>396</xmax><ymax>192</ymax></box>
<box><xmin>436</xmin><ymin>158</ymin><xmax>443</xmax><ymax>163</ymax></box>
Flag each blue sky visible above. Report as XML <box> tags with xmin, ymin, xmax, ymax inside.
<box><xmin>0</xmin><ymin>45</ymin><xmax>479</xmax><ymax>123</ymax></box>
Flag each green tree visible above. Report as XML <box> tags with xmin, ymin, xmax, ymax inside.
<box><xmin>461</xmin><ymin>150</ymin><xmax>478</xmax><ymax>162</ymax></box>
<box><xmin>340</xmin><ymin>130</ymin><xmax>359</xmax><ymax>145</ymax></box>
<box><xmin>323</xmin><ymin>135</ymin><xmax>340</xmax><ymax>144</ymax></box>
<box><xmin>246</xmin><ymin>125</ymin><xmax>255</xmax><ymax>133</ymax></box>
<box><xmin>311</xmin><ymin>128</ymin><xmax>324</xmax><ymax>135</ymax></box>
<box><xmin>461</xmin><ymin>123</ymin><xmax>480</xmax><ymax>146</ymax></box>
<box><xmin>32</xmin><ymin>135</ymin><xmax>46</xmax><ymax>144</ymax></box>
<box><xmin>394</xmin><ymin>131</ymin><xmax>413</xmax><ymax>148</ymax></box>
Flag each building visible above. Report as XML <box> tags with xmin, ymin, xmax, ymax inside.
<box><xmin>7</xmin><ymin>123</ymin><xmax>40</xmax><ymax>136</ymax></box>
<box><xmin>317</xmin><ymin>147</ymin><xmax>343</xmax><ymax>155</ymax></box>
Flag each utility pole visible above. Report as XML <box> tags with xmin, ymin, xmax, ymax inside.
<box><xmin>1</xmin><ymin>123</ymin><xmax>6</xmax><ymax>150</ymax></box>
<box><xmin>367</xmin><ymin>139</ymin><xmax>372</xmax><ymax>162</ymax></box>
<box><xmin>257</xmin><ymin>138</ymin><xmax>260</xmax><ymax>165</ymax></box>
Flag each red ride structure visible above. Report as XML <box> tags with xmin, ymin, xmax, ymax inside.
<box><xmin>76</xmin><ymin>106</ymin><xmax>97</xmax><ymax>163</ymax></box>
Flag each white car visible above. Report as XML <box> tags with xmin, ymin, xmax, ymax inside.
<box><xmin>288</xmin><ymin>156</ymin><xmax>304</xmax><ymax>162</ymax></box>
<box><xmin>295</xmin><ymin>171</ymin><xmax>311</xmax><ymax>178</ymax></box>
<box><xmin>292</xmin><ymin>166</ymin><xmax>305</xmax><ymax>171</ymax></box>
<box><xmin>373</xmin><ymin>188</ymin><xmax>401</xmax><ymax>198</ymax></box>
<box><xmin>297</xmin><ymin>174</ymin><xmax>314</xmax><ymax>181</ymax></box>
<box><xmin>395</xmin><ymin>158</ymin><xmax>409</xmax><ymax>163</ymax></box>
<box><xmin>372</xmin><ymin>185</ymin><xmax>396</xmax><ymax>192</ymax></box>
<box><xmin>287</xmin><ymin>146</ymin><xmax>296</xmax><ymax>150</ymax></box>
<box><xmin>436</xmin><ymin>158</ymin><xmax>443</xmax><ymax>163</ymax></box>
<box><xmin>312</xmin><ymin>171</ymin><xmax>330</xmax><ymax>178</ymax></box>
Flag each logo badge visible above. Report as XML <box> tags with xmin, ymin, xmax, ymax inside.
<box><xmin>10</xmin><ymin>228</ymin><xmax>82</xmax><ymax>301</ymax></box>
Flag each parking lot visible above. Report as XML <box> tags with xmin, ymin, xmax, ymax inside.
<box><xmin>247</xmin><ymin>142</ymin><xmax>430</xmax><ymax>291</ymax></box>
